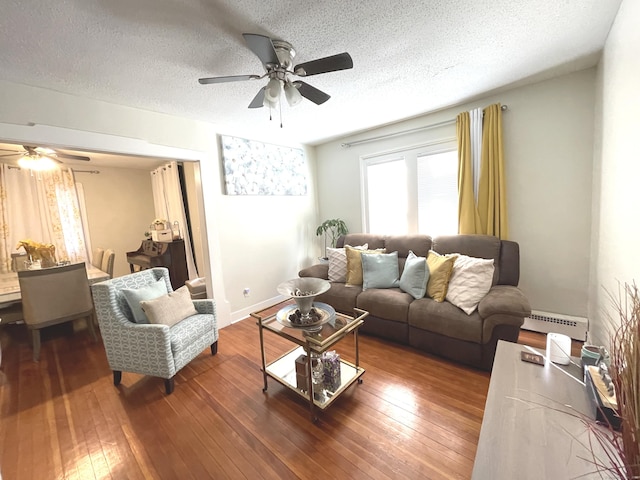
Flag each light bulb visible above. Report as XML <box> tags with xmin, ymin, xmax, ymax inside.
<box><xmin>263</xmin><ymin>78</ymin><xmax>282</xmax><ymax>108</ymax></box>
<box><xmin>17</xmin><ymin>154</ymin><xmax>58</xmax><ymax>171</ymax></box>
<box><xmin>284</xmin><ymin>82</ymin><xmax>303</xmax><ymax>107</ymax></box>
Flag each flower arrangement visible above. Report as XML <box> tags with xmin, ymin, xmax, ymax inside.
<box><xmin>152</xmin><ymin>218</ymin><xmax>168</xmax><ymax>230</ymax></box>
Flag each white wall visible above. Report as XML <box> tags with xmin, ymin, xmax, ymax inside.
<box><xmin>78</xmin><ymin>166</ymin><xmax>155</xmax><ymax>278</ymax></box>
<box><xmin>589</xmin><ymin>0</ymin><xmax>640</xmax><ymax>346</ymax></box>
<box><xmin>315</xmin><ymin>69</ymin><xmax>596</xmax><ymax>319</ymax></box>
<box><xmin>0</xmin><ymin>81</ymin><xmax>319</xmax><ymax>327</ymax></box>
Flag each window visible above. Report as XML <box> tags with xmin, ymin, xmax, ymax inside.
<box><xmin>416</xmin><ymin>150</ymin><xmax>458</xmax><ymax>236</ymax></box>
<box><xmin>362</xmin><ymin>142</ymin><xmax>458</xmax><ymax>235</ymax></box>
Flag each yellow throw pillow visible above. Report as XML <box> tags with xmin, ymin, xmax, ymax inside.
<box><xmin>426</xmin><ymin>250</ymin><xmax>457</xmax><ymax>302</ymax></box>
<box><xmin>345</xmin><ymin>246</ymin><xmax>386</xmax><ymax>286</ymax></box>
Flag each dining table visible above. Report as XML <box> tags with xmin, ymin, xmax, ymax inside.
<box><xmin>0</xmin><ymin>263</ymin><xmax>110</xmax><ymax>308</ymax></box>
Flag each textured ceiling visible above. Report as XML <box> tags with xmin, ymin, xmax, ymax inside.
<box><xmin>0</xmin><ymin>0</ymin><xmax>622</xmax><ymax>146</ymax></box>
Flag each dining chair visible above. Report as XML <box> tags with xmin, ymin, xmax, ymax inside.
<box><xmin>0</xmin><ymin>301</ymin><xmax>24</xmax><ymax>367</ymax></box>
<box><xmin>101</xmin><ymin>249</ymin><xmax>115</xmax><ymax>278</ymax></box>
<box><xmin>18</xmin><ymin>262</ymin><xmax>97</xmax><ymax>361</ymax></box>
<box><xmin>92</xmin><ymin>247</ymin><xmax>104</xmax><ymax>269</ymax></box>
<box><xmin>10</xmin><ymin>253</ymin><xmax>29</xmax><ymax>272</ymax></box>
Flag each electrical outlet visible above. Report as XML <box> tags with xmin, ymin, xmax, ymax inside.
<box><xmin>243</xmin><ymin>287</ymin><xmax>250</xmax><ymax>297</ymax></box>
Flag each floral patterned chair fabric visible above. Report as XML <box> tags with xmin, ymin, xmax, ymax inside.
<box><xmin>91</xmin><ymin>267</ymin><xmax>218</xmax><ymax>394</ymax></box>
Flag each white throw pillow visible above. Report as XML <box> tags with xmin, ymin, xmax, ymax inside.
<box><xmin>445</xmin><ymin>254</ymin><xmax>495</xmax><ymax>315</ymax></box>
<box><xmin>327</xmin><ymin>243</ymin><xmax>367</xmax><ymax>282</ymax></box>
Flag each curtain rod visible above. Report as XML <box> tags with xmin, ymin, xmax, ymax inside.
<box><xmin>341</xmin><ymin>104</ymin><xmax>508</xmax><ymax>148</ymax></box>
<box><xmin>73</xmin><ymin>169</ymin><xmax>100</xmax><ymax>174</ymax></box>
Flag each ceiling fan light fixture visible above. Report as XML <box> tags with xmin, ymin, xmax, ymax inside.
<box><xmin>263</xmin><ymin>77</ymin><xmax>282</xmax><ymax>108</ymax></box>
<box><xmin>17</xmin><ymin>154</ymin><xmax>58</xmax><ymax>171</ymax></box>
<box><xmin>284</xmin><ymin>82</ymin><xmax>303</xmax><ymax>107</ymax></box>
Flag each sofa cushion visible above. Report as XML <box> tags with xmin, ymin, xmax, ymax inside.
<box><xmin>345</xmin><ymin>246</ymin><xmax>386</xmax><ymax>286</ymax></box>
<box><xmin>339</xmin><ymin>234</ymin><xmax>385</xmax><ymax>250</ymax></box>
<box><xmin>327</xmin><ymin>244</ymin><xmax>368</xmax><ymax>282</ymax></box>
<box><xmin>314</xmin><ymin>283</ymin><xmax>362</xmax><ymax>315</ymax></box>
<box><xmin>446</xmin><ymin>255</ymin><xmax>495</xmax><ymax>314</ymax></box>
<box><xmin>362</xmin><ymin>251</ymin><xmax>400</xmax><ymax>290</ymax></box>
<box><xmin>426</xmin><ymin>251</ymin><xmax>457</xmax><ymax>302</ymax></box>
<box><xmin>357</xmin><ymin>288</ymin><xmax>413</xmax><ymax>323</ymax></box>
<box><xmin>399</xmin><ymin>251</ymin><xmax>430</xmax><ymax>299</ymax></box>
<box><xmin>408</xmin><ymin>297</ymin><xmax>482</xmax><ymax>343</ymax></box>
<box><xmin>433</xmin><ymin>234</ymin><xmax>501</xmax><ymax>284</ymax></box>
<box><xmin>384</xmin><ymin>235</ymin><xmax>432</xmax><ymax>260</ymax></box>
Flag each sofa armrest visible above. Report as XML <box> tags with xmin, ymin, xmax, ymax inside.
<box><xmin>478</xmin><ymin>285</ymin><xmax>531</xmax><ymax>343</ymax></box>
<box><xmin>298</xmin><ymin>264</ymin><xmax>329</xmax><ymax>280</ymax></box>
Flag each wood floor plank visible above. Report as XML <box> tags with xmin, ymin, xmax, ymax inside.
<box><xmin>0</xmin><ymin>316</ymin><xmax>581</xmax><ymax>479</ymax></box>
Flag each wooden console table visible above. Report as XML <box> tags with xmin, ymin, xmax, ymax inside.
<box><xmin>472</xmin><ymin>340</ymin><xmax>615</xmax><ymax>479</ymax></box>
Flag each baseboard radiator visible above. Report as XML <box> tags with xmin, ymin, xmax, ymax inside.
<box><xmin>521</xmin><ymin>310</ymin><xmax>588</xmax><ymax>341</ymax></box>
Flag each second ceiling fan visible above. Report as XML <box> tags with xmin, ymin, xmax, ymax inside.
<box><xmin>198</xmin><ymin>33</ymin><xmax>353</xmax><ymax>109</ymax></box>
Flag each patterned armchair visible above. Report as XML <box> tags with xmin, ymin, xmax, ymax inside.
<box><xmin>92</xmin><ymin>267</ymin><xmax>218</xmax><ymax>394</ymax></box>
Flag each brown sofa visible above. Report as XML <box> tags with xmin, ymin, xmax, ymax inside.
<box><xmin>299</xmin><ymin>233</ymin><xmax>531</xmax><ymax>370</ymax></box>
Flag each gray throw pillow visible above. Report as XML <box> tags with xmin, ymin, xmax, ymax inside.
<box><xmin>361</xmin><ymin>251</ymin><xmax>400</xmax><ymax>290</ymax></box>
<box><xmin>121</xmin><ymin>279</ymin><xmax>168</xmax><ymax>323</ymax></box>
<box><xmin>399</xmin><ymin>250</ymin><xmax>430</xmax><ymax>299</ymax></box>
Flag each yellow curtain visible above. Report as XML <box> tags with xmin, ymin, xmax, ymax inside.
<box><xmin>457</xmin><ymin>111</ymin><xmax>481</xmax><ymax>234</ymax></box>
<box><xmin>477</xmin><ymin>103</ymin><xmax>509</xmax><ymax>239</ymax></box>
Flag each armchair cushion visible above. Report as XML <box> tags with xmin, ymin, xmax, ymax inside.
<box><xmin>121</xmin><ymin>279</ymin><xmax>168</xmax><ymax>323</ymax></box>
<box><xmin>140</xmin><ymin>286</ymin><xmax>198</xmax><ymax>327</ymax></box>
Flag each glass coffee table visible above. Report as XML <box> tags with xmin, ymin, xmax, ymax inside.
<box><xmin>251</xmin><ymin>301</ymin><xmax>368</xmax><ymax>422</ymax></box>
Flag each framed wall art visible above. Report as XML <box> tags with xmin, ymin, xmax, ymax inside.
<box><xmin>219</xmin><ymin>135</ymin><xmax>307</xmax><ymax>195</ymax></box>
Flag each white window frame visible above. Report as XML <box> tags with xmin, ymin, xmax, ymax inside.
<box><xmin>360</xmin><ymin>139</ymin><xmax>457</xmax><ymax>234</ymax></box>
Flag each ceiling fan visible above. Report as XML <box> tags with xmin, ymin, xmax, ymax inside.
<box><xmin>198</xmin><ymin>33</ymin><xmax>353</xmax><ymax>109</ymax></box>
<box><xmin>0</xmin><ymin>145</ymin><xmax>90</xmax><ymax>171</ymax></box>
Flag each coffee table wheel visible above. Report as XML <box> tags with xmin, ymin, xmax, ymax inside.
<box><xmin>358</xmin><ymin>378</ymin><xmax>363</xmax><ymax>384</ymax></box>
<box><xmin>262</xmin><ymin>386</ymin><xmax>268</xmax><ymax>392</ymax></box>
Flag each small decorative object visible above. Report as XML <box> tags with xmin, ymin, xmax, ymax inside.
<box><xmin>276</xmin><ymin>278</ymin><xmax>331</xmax><ymax>325</ymax></box>
<box><xmin>315</xmin><ymin>218</ymin><xmax>348</xmax><ymax>259</ymax></box>
<box><xmin>151</xmin><ymin>229</ymin><xmax>172</xmax><ymax>242</ymax></box>
<box><xmin>322</xmin><ymin>350</ymin><xmax>341</xmax><ymax>392</ymax></box>
<box><xmin>172</xmin><ymin>221</ymin><xmax>181</xmax><ymax>240</ymax></box>
<box><xmin>16</xmin><ymin>239</ymin><xmax>57</xmax><ymax>268</ymax></box>
<box><xmin>311</xmin><ymin>353</ymin><xmax>324</xmax><ymax>387</ymax></box>
<box><xmin>152</xmin><ymin>218</ymin><xmax>168</xmax><ymax>230</ymax></box>
<box><xmin>295</xmin><ymin>354</ymin><xmax>309</xmax><ymax>390</ymax></box>
<box><xmin>546</xmin><ymin>332</ymin><xmax>571</xmax><ymax>365</ymax></box>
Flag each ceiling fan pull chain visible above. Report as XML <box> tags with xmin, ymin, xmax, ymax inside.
<box><xmin>279</xmin><ymin>96</ymin><xmax>283</xmax><ymax>128</ymax></box>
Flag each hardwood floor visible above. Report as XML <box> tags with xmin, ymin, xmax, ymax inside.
<box><xmin>0</xmin><ymin>318</ymin><xmax>580</xmax><ymax>480</ymax></box>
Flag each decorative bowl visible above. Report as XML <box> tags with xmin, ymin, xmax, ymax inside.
<box><xmin>277</xmin><ymin>278</ymin><xmax>331</xmax><ymax>321</ymax></box>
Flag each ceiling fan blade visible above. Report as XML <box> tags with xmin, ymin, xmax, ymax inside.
<box><xmin>198</xmin><ymin>74</ymin><xmax>261</xmax><ymax>85</ymax></box>
<box><xmin>294</xmin><ymin>52</ymin><xmax>353</xmax><ymax>77</ymax></box>
<box><xmin>0</xmin><ymin>148</ymin><xmax>20</xmax><ymax>153</ymax></box>
<box><xmin>0</xmin><ymin>153</ymin><xmax>18</xmax><ymax>158</ymax></box>
<box><xmin>248</xmin><ymin>87</ymin><xmax>265</xmax><ymax>109</ymax></box>
<box><xmin>293</xmin><ymin>81</ymin><xmax>330</xmax><ymax>105</ymax></box>
<box><xmin>243</xmin><ymin>33</ymin><xmax>280</xmax><ymax>68</ymax></box>
<box><xmin>56</xmin><ymin>152</ymin><xmax>90</xmax><ymax>162</ymax></box>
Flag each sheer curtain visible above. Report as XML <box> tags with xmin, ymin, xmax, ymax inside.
<box><xmin>0</xmin><ymin>165</ymin><xmax>88</xmax><ymax>273</ymax></box>
<box><xmin>150</xmin><ymin>162</ymin><xmax>198</xmax><ymax>279</ymax></box>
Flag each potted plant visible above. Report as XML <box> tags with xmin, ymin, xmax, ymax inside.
<box><xmin>316</xmin><ymin>218</ymin><xmax>348</xmax><ymax>260</ymax></box>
